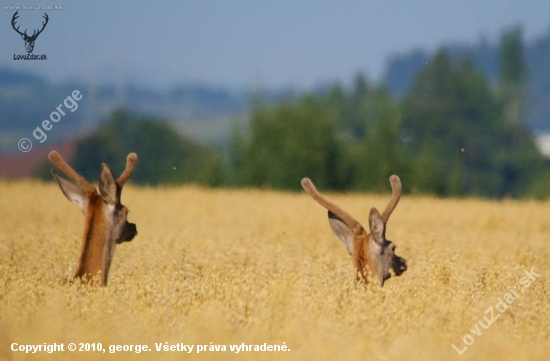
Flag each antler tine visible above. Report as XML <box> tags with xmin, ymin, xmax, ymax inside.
<box><xmin>11</xmin><ymin>11</ymin><xmax>24</xmax><ymax>36</ymax></box>
<box><xmin>37</xmin><ymin>13</ymin><xmax>48</xmax><ymax>35</ymax></box>
<box><xmin>48</xmin><ymin>151</ymin><xmax>95</xmax><ymax>193</ymax></box>
<box><xmin>301</xmin><ymin>178</ymin><xmax>364</xmax><ymax>235</ymax></box>
<box><xmin>381</xmin><ymin>175</ymin><xmax>402</xmax><ymax>224</ymax></box>
<box><xmin>117</xmin><ymin>153</ymin><xmax>138</xmax><ymax>187</ymax></box>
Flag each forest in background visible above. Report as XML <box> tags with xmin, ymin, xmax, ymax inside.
<box><xmin>30</xmin><ymin>27</ymin><xmax>550</xmax><ymax>199</ymax></box>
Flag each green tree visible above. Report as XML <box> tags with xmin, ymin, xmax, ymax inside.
<box><xmin>402</xmin><ymin>49</ymin><xmax>546</xmax><ymax>198</ymax></box>
<box><xmin>500</xmin><ymin>26</ymin><xmax>526</xmax><ymax>86</ymax></box>
<box><xmin>37</xmin><ymin>110</ymin><xmax>222</xmax><ymax>186</ymax></box>
<box><xmin>496</xmin><ymin>27</ymin><xmax>549</xmax><ymax>197</ymax></box>
<box><xmin>327</xmin><ymin>73</ymin><xmax>374</xmax><ymax>141</ymax></box>
<box><xmin>499</xmin><ymin>26</ymin><xmax>528</xmax><ymax>128</ymax></box>
<box><xmin>232</xmin><ymin>96</ymin><xmax>346</xmax><ymax>190</ymax></box>
<box><xmin>347</xmin><ymin>86</ymin><xmax>408</xmax><ymax>192</ymax></box>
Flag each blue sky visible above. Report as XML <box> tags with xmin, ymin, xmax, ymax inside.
<box><xmin>2</xmin><ymin>0</ymin><xmax>550</xmax><ymax>90</ymax></box>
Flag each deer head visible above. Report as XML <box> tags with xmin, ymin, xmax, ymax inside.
<box><xmin>301</xmin><ymin>175</ymin><xmax>407</xmax><ymax>286</ymax></box>
<box><xmin>49</xmin><ymin>150</ymin><xmax>138</xmax><ymax>285</ymax></box>
<box><xmin>11</xmin><ymin>11</ymin><xmax>49</xmax><ymax>53</ymax></box>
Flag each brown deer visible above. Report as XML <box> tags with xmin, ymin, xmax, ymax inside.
<box><xmin>49</xmin><ymin>150</ymin><xmax>138</xmax><ymax>286</ymax></box>
<box><xmin>301</xmin><ymin>175</ymin><xmax>407</xmax><ymax>286</ymax></box>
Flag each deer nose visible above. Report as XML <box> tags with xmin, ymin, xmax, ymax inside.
<box><xmin>127</xmin><ymin>223</ymin><xmax>137</xmax><ymax>237</ymax></box>
<box><xmin>117</xmin><ymin>223</ymin><xmax>137</xmax><ymax>244</ymax></box>
<box><xmin>400</xmin><ymin>257</ymin><xmax>407</xmax><ymax>271</ymax></box>
<box><xmin>393</xmin><ymin>257</ymin><xmax>407</xmax><ymax>276</ymax></box>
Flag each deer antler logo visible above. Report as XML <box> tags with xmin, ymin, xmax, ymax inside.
<box><xmin>11</xmin><ymin>11</ymin><xmax>49</xmax><ymax>54</ymax></box>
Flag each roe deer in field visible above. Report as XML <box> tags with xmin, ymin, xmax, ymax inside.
<box><xmin>49</xmin><ymin>150</ymin><xmax>138</xmax><ymax>285</ymax></box>
<box><xmin>301</xmin><ymin>175</ymin><xmax>407</xmax><ymax>286</ymax></box>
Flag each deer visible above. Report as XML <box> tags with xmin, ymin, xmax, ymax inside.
<box><xmin>48</xmin><ymin>150</ymin><xmax>138</xmax><ymax>286</ymax></box>
<box><xmin>301</xmin><ymin>175</ymin><xmax>407</xmax><ymax>286</ymax></box>
<box><xmin>11</xmin><ymin>10</ymin><xmax>49</xmax><ymax>53</ymax></box>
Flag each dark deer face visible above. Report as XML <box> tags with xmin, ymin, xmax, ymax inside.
<box><xmin>11</xmin><ymin>11</ymin><xmax>49</xmax><ymax>53</ymax></box>
<box><xmin>368</xmin><ymin>208</ymin><xmax>407</xmax><ymax>286</ymax></box>
<box><xmin>111</xmin><ymin>204</ymin><xmax>138</xmax><ymax>244</ymax></box>
<box><xmin>302</xmin><ymin>175</ymin><xmax>407</xmax><ymax>287</ymax></box>
<box><xmin>374</xmin><ymin>240</ymin><xmax>408</xmax><ymax>285</ymax></box>
<box><xmin>97</xmin><ymin>163</ymin><xmax>138</xmax><ymax>245</ymax></box>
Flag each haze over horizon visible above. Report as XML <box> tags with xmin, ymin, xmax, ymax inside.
<box><xmin>2</xmin><ymin>0</ymin><xmax>550</xmax><ymax>90</ymax></box>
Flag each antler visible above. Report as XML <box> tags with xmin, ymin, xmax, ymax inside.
<box><xmin>117</xmin><ymin>153</ymin><xmax>138</xmax><ymax>187</ymax></box>
<box><xmin>301</xmin><ymin>178</ymin><xmax>364</xmax><ymax>235</ymax></box>
<box><xmin>380</xmin><ymin>175</ymin><xmax>402</xmax><ymax>224</ymax></box>
<box><xmin>33</xmin><ymin>13</ymin><xmax>49</xmax><ymax>38</ymax></box>
<box><xmin>48</xmin><ymin>151</ymin><xmax>96</xmax><ymax>194</ymax></box>
<box><xmin>11</xmin><ymin>11</ymin><xmax>25</xmax><ymax>36</ymax></box>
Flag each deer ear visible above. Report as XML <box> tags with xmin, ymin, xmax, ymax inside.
<box><xmin>368</xmin><ymin>208</ymin><xmax>385</xmax><ymax>246</ymax></box>
<box><xmin>328</xmin><ymin>211</ymin><xmax>355</xmax><ymax>256</ymax></box>
<box><xmin>99</xmin><ymin>164</ymin><xmax>118</xmax><ymax>204</ymax></box>
<box><xmin>51</xmin><ymin>170</ymin><xmax>89</xmax><ymax>214</ymax></box>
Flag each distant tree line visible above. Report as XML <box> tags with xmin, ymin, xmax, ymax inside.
<box><xmin>39</xmin><ymin>28</ymin><xmax>550</xmax><ymax>198</ymax></box>
<box><xmin>228</xmin><ymin>28</ymin><xmax>549</xmax><ymax>198</ymax></box>
<box><xmin>383</xmin><ymin>26</ymin><xmax>550</xmax><ymax>132</ymax></box>
<box><xmin>36</xmin><ymin>111</ymin><xmax>225</xmax><ymax>187</ymax></box>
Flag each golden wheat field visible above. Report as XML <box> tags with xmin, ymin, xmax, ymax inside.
<box><xmin>0</xmin><ymin>180</ymin><xmax>549</xmax><ymax>361</ymax></box>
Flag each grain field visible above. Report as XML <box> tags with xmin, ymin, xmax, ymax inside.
<box><xmin>0</xmin><ymin>180</ymin><xmax>549</xmax><ymax>360</ymax></box>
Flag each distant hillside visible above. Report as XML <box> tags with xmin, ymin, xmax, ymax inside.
<box><xmin>0</xmin><ymin>68</ymin><xmax>250</xmax><ymax>155</ymax></box>
<box><xmin>384</xmin><ymin>27</ymin><xmax>550</xmax><ymax>131</ymax></box>
<box><xmin>0</xmin><ymin>139</ymin><xmax>76</xmax><ymax>179</ymax></box>
<box><xmin>4</xmin><ymin>26</ymin><xmax>550</xmax><ymax>156</ymax></box>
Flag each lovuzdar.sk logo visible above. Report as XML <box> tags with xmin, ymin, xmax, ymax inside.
<box><xmin>11</xmin><ymin>10</ymin><xmax>48</xmax><ymax>60</ymax></box>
